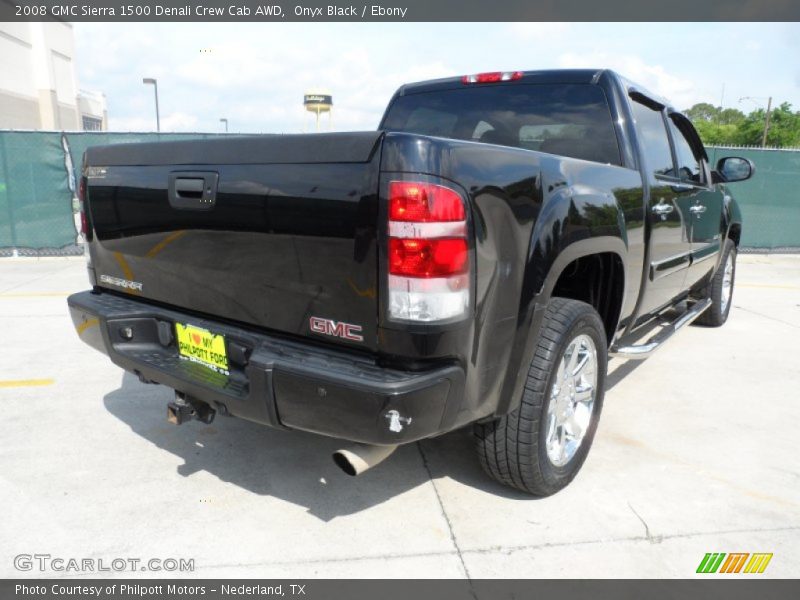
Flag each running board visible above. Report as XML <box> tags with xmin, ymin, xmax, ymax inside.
<box><xmin>609</xmin><ymin>298</ymin><xmax>712</xmax><ymax>360</ymax></box>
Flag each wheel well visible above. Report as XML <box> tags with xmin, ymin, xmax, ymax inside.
<box><xmin>551</xmin><ymin>252</ymin><xmax>624</xmax><ymax>344</ymax></box>
<box><xmin>728</xmin><ymin>223</ymin><xmax>742</xmax><ymax>247</ymax></box>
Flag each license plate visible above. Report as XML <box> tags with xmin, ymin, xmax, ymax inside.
<box><xmin>175</xmin><ymin>322</ymin><xmax>229</xmax><ymax>374</ymax></box>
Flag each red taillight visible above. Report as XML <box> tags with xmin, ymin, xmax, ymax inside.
<box><xmin>461</xmin><ymin>71</ymin><xmax>523</xmax><ymax>84</ymax></box>
<box><xmin>78</xmin><ymin>177</ymin><xmax>87</xmax><ymax>236</ymax></box>
<box><xmin>389</xmin><ymin>181</ymin><xmax>465</xmax><ymax>222</ymax></box>
<box><xmin>387</xmin><ymin>180</ymin><xmax>470</xmax><ymax>321</ymax></box>
<box><xmin>389</xmin><ymin>238</ymin><xmax>468</xmax><ymax>278</ymax></box>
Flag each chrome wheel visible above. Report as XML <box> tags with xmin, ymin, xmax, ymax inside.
<box><xmin>545</xmin><ymin>334</ymin><xmax>598</xmax><ymax>467</ymax></box>
<box><xmin>720</xmin><ymin>253</ymin><xmax>734</xmax><ymax>314</ymax></box>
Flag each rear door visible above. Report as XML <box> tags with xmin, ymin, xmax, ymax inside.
<box><xmin>629</xmin><ymin>95</ymin><xmax>693</xmax><ymax>315</ymax></box>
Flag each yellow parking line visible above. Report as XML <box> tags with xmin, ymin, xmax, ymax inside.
<box><xmin>146</xmin><ymin>230</ymin><xmax>186</xmax><ymax>258</ymax></box>
<box><xmin>347</xmin><ymin>277</ymin><xmax>377</xmax><ymax>299</ymax></box>
<box><xmin>76</xmin><ymin>317</ymin><xmax>99</xmax><ymax>335</ymax></box>
<box><xmin>112</xmin><ymin>251</ymin><xmax>140</xmax><ymax>296</ymax></box>
<box><xmin>113</xmin><ymin>251</ymin><xmax>135</xmax><ymax>281</ymax></box>
<box><xmin>0</xmin><ymin>378</ymin><xmax>55</xmax><ymax>388</ymax></box>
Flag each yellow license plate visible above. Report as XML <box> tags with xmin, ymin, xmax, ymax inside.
<box><xmin>175</xmin><ymin>322</ymin><xmax>229</xmax><ymax>373</ymax></box>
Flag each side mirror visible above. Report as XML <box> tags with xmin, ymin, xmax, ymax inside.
<box><xmin>715</xmin><ymin>156</ymin><xmax>755</xmax><ymax>183</ymax></box>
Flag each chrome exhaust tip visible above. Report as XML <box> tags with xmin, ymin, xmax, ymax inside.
<box><xmin>332</xmin><ymin>444</ymin><xmax>398</xmax><ymax>476</ymax></box>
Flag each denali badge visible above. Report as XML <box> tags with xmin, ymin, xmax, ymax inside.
<box><xmin>100</xmin><ymin>274</ymin><xmax>143</xmax><ymax>291</ymax></box>
<box><xmin>309</xmin><ymin>316</ymin><xmax>363</xmax><ymax>342</ymax></box>
<box><xmin>85</xmin><ymin>166</ymin><xmax>108</xmax><ymax>179</ymax></box>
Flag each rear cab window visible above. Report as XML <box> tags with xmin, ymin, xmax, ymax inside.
<box><xmin>629</xmin><ymin>98</ymin><xmax>675</xmax><ymax>178</ymax></box>
<box><xmin>381</xmin><ymin>83</ymin><xmax>622</xmax><ymax>166</ymax></box>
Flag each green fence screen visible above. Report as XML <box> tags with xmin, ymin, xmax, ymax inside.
<box><xmin>0</xmin><ymin>132</ymin><xmax>74</xmax><ymax>252</ymax></box>
<box><xmin>0</xmin><ymin>131</ymin><xmax>230</xmax><ymax>256</ymax></box>
<box><xmin>707</xmin><ymin>146</ymin><xmax>800</xmax><ymax>250</ymax></box>
<box><xmin>0</xmin><ymin>132</ymin><xmax>798</xmax><ymax>255</ymax></box>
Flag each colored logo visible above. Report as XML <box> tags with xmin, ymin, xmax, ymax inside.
<box><xmin>309</xmin><ymin>316</ymin><xmax>364</xmax><ymax>342</ymax></box>
<box><xmin>696</xmin><ymin>552</ymin><xmax>773</xmax><ymax>574</ymax></box>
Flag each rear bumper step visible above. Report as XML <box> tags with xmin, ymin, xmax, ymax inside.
<box><xmin>610</xmin><ymin>298</ymin><xmax>712</xmax><ymax>360</ymax></box>
<box><xmin>68</xmin><ymin>290</ymin><xmax>464</xmax><ymax>445</ymax></box>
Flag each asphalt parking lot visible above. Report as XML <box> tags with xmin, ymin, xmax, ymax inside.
<box><xmin>1</xmin><ymin>254</ymin><xmax>798</xmax><ymax>578</ymax></box>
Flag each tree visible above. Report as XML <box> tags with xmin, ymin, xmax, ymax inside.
<box><xmin>717</xmin><ymin>108</ymin><xmax>745</xmax><ymax>126</ymax></box>
<box><xmin>693</xmin><ymin>120</ymin><xmax>741</xmax><ymax>145</ymax></box>
<box><xmin>683</xmin><ymin>101</ymin><xmax>800</xmax><ymax>147</ymax></box>
<box><xmin>733</xmin><ymin>103</ymin><xmax>800</xmax><ymax>147</ymax></box>
<box><xmin>685</xmin><ymin>102</ymin><xmax>720</xmax><ymax>123</ymax></box>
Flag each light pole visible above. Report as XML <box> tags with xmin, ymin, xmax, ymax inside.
<box><xmin>220</xmin><ymin>118</ymin><xmax>228</xmax><ymax>133</ymax></box>
<box><xmin>142</xmin><ymin>78</ymin><xmax>160</xmax><ymax>132</ymax></box>
<box><xmin>762</xmin><ymin>96</ymin><xmax>773</xmax><ymax>148</ymax></box>
<box><xmin>739</xmin><ymin>96</ymin><xmax>773</xmax><ymax>147</ymax></box>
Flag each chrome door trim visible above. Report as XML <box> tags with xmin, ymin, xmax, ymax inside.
<box><xmin>649</xmin><ymin>250</ymin><xmax>692</xmax><ymax>281</ymax></box>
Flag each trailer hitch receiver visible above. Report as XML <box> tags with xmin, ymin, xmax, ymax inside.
<box><xmin>167</xmin><ymin>392</ymin><xmax>216</xmax><ymax>425</ymax></box>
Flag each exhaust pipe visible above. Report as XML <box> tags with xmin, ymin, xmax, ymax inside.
<box><xmin>333</xmin><ymin>444</ymin><xmax>398</xmax><ymax>476</ymax></box>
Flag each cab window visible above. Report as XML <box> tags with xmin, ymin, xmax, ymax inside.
<box><xmin>668</xmin><ymin>116</ymin><xmax>704</xmax><ymax>185</ymax></box>
<box><xmin>629</xmin><ymin>98</ymin><xmax>675</xmax><ymax>178</ymax></box>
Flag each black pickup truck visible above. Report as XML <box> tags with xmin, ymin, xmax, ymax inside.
<box><xmin>68</xmin><ymin>69</ymin><xmax>754</xmax><ymax>496</ymax></box>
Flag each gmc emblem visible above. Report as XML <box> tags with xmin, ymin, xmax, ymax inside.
<box><xmin>309</xmin><ymin>316</ymin><xmax>364</xmax><ymax>342</ymax></box>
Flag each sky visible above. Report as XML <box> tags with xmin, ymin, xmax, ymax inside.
<box><xmin>73</xmin><ymin>22</ymin><xmax>800</xmax><ymax>134</ymax></box>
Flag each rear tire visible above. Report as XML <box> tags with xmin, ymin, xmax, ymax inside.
<box><xmin>474</xmin><ymin>298</ymin><xmax>607</xmax><ymax>496</ymax></box>
<box><xmin>695</xmin><ymin>239</ymin><xmax>736</xmax><ymax>327</ymax></box>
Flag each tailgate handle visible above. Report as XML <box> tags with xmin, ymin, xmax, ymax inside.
<box><xmin>168</xmin><ymin>172</ymin><xmax>219</xmax><ymax>210</ymax></box>
<box><xmin>174</xmin><ymin>178</ymin><xmax>204</xmax><ymax>198</ymax></box>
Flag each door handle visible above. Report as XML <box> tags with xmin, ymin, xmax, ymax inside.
<box><xmin>689</xmin><ymin>205</ymin><xmax>707</xmax><ymax>215</ymax></box>
<box><xmin>652</xmin><ymin>202</ymin><xmax>674</xmax><ymax>215</ymax></box>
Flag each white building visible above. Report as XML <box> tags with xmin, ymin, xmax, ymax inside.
<box><xmin>0</xmin><ymin>22</ymin><xmax>107</xmax><ymax>130</ymax></box>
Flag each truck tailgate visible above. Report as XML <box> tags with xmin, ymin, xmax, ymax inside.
<box><xmin>84</xmin><ymin>132</ymin><xmax>382</xmax><ymax>351</ymax></box>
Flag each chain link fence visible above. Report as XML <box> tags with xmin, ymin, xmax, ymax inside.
<box><xmin>0</xmin><ymin>133</ymin><xmax>798</xmax><ymax>255</ymax></box>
